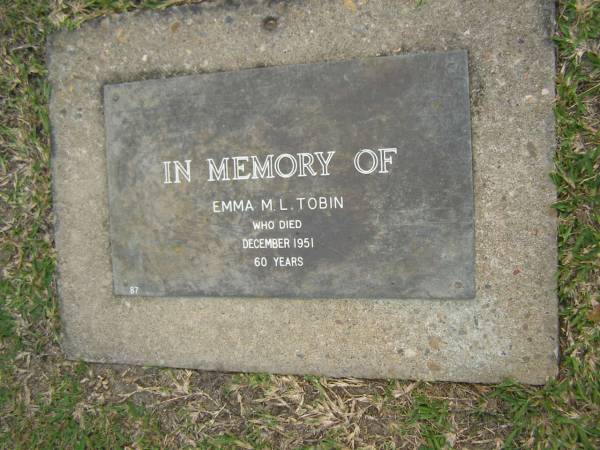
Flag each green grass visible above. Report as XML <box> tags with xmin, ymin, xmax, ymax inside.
<box><xmin>1</xmin><ymin>0</ymin><xmax>599</xmax><ymax>448</ymax></box>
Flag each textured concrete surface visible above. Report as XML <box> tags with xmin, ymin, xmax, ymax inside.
<box><xmin>48</xmin><ymin>0</ymin><xmax>558</xmax><ymax>383</ymax></box>
<box><xmin>104</xmin><ymin>51</ymin><xmax>475</xmax><ymax>299</ymax></box>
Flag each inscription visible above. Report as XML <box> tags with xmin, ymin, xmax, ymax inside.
<box><xmin>157</xmin><ymin>148</ymin><xmax>393</xmax><ymax>272</ymax></box>
<box><xmin>161</xmin><ymin>148</ymin><xmax>397</xmax><ymax>184</ymax></box>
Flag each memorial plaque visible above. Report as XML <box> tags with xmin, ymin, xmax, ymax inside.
<box><xmin>104</xmin><ymin>51</ymin><xmax>474</xmax><ymax>299</ymax></box>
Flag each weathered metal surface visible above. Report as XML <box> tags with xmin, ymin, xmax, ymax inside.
<box><xmin>104</xmin><ymin>50</ymin><xmax>474</xmax><ymax>299</ymax></box>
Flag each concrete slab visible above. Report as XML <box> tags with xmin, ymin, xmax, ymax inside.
<box><xmin>48</xmin><ymin>0</ymin><xmax>558</xmax><ymax>383</ymax></box>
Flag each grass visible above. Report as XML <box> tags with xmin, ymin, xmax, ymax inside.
<box><xmin>0</xmin><ymin>0</ymin><xmax>599</xmax><ymax>448</ymax></box>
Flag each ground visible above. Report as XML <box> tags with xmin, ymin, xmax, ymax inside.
<box><xmin>0</xmin><ymin>0</ymin><xmax>599</xmax><ymax>448</ymax></box>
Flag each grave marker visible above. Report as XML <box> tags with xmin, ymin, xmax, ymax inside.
<box><xmin>48</xmin><ymin>0</ymin><xmax>558</xmax><ymax>383</ymax></box>
<box><xmin>103</xmin><ymin>52</ymin><xmax>474</xmax><ymax>299</ymax></box>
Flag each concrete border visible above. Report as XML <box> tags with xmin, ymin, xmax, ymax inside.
<box><xmin>48</xmin><ymin>0</ymin><xmax>558</xmax><ymax>383</ymax></box>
